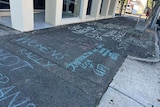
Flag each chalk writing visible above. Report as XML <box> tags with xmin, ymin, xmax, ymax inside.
<box><xmin>102</xmin><ymin>30</ymin><xmax>126</xmax><ymax>42</ymax></box>
<box><xmin>0</xmin><ymin>72</ymin><xmax>36</xmax><ymax>107</ymax></box>
<box><xmin>93</xmin><ymin>64</ymin><xmax>110</xmax><ymax>77</ymax></box>
<box><xmin>68</xmin><ymin>25</ymin><xmax>94</xmax><ymax>34</ymax></box>
<box><xmin>16</xmin><ymin>37</ymin><xmax>69</xmax><ymax>60</ymax></box>
<box><xmin>66</xmin><ymin>44</ymin><xmax>119</xmax><ymax>76</ymax></box>
<box><xmin>0</xmin><ymin>48</ymin><xmax>33</xmax><ymax>71</ymax></box>
<box><xmin>117</xmin><ymin>36</ymin><xmax>148</xmax><ymax>50</ymax></box>
<box><xmin>17</xmin><ymin>48</ymin><xmax>55</xmax><ymax>68</ymax></box>
<box><xmin>68</xmin><ymin>25</ymin><xmax>104</xmax><ymax>41</ymax></box>
<box><xmin>125</xmin><ymin>37</ymin><xmax>148</xmax><ymax>48</ymax></box>
<box><xmin>68</xmin><ymin>23</ymin><xmax>129</xmax><ymax>41</ymax></box>
<box><xmin>0</xmin><ymin>73</ymin><xmax>9</xmax><ymax>84</ymax></box>
<box><xmin>86</xmin><ymin>22</ymin><xmax>129</xmax><ymax>29</ymax></box>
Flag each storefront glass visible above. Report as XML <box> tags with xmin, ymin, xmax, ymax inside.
<box><xmin>86</xmin><ymin>0</ymin><xmax>92</xmax><ymax>15</ymax></box>
<box><xmin>62</xmin><ymin>0</ymin><xmax>81</xmax><ymax>18</ymax></box>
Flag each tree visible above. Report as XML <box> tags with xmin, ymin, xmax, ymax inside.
<box><xmin>146</xmin><ymin>0</ymin><xmax>160</xmax><ymax>29</ymax></box>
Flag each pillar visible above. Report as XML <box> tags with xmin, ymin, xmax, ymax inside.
<box><xmin>45</xmin><ymin>0</ymin><xmax>63</xmax><ymax>26</ymax></box>
<box><xmin>90</xmin><ymin>0</ymin><xmax>102</xmax><ymax>18</ymax></box>
<box><xmin>80</xmin><ymin>0</ymin><xmax>89</xmax><ymax>20</ymax></box>
<box><xmin>100</xmin><ymin>0</ymin><xmax>111</xmax><ymax>17</ymax></box>
<box><xmin>108</xmin><ymin>0</ymin><xmax>118</xmax><ymax>17</ymax></box>
<box><xmin>10</xmin><ymin>0</ymin><xmax>34</xmax><ymax>32</ymax></box>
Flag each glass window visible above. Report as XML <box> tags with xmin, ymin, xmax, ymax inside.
<box><xmin>62</xmin><ymin>0</ymin><xmax>81</xmax><ymax>18</ymax></box>
<box><xmin>86</xmin><ymin>0</ymin><xmax>92</xmax><ymax>15</ymax></box>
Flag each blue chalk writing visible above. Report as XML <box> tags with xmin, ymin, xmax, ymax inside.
<box><xmin>10</xmin><ymin>61</ymin><xmax>33</xmax><ymax>71</ymax></box>
<box><xmin>0</xmin><ymin>48</ymin><xmax>33</xmax><ymax>71</ymax></box>
<box><xmin>17</xmin><ymin>48</ymin><xmax>55</xmax><ymax>68</ymax></box>
<box><xmin>0</xmin><ymin>86</ymin><xmax>15</xmax><ymax>98</ymax></box>
<box><xmin>93</xmin><ymin>64</ymin><xmax>109</xmax><ymax>77</ymax></box>
<box><xmin>0</xmin><ymin>73</ymin><xmax>9</xmax><ymax>84</ymax></box>
<box><xmin>66</xmin><ymin>52</ymin><xmax>93</xmax><ymax>72</ymax></box>
<box><xmin>16</xmin><ymin>37</ymin><xmax>68</xmax><ymax>60</ymax></box>
<box><xmin>66</xmin><ymin>43</ymin><xmax>120</xmax><ymax>76</ymax></box>
<box><xmin>95</xmin><ymin>44</ymin><xmax>120</xmax><ymax>61</ymax></box>
<box><xmin>80</xmin><ymin>59</ymin><xmax>93</xmax><ymax>69</ymax></box>
<box><xmin>0</xmin><ymin>90</ymin><xmax>30</xmax><ymax>107</ymax></box>
<box><xmin>0</xmin><ymin>56</ymin><xmax>20</xmax><ymax>67</ymax></box>
<box><xmin>0</xmin><ymin>72</ymin><xmax>36</xmax><ymax>106</ymax></box>
<box><xmin>42</xmin><ymin>61</ymin><xmax>55</xmax><ymax>67</ymax></box>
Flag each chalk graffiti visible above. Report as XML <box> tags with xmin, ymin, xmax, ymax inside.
<box><xmin>17</xmin><ymin>48</ymin><xmax>55</xmax><ymax>68</ymax></box>
<box><xmin>93</xmin><ymin>64</ymin><xmax>110</xmax><ymax>77</ymax></box>
<box><xmin>86</xmin><ymin>22</ymin><xmax>129</xmax><ymax>29</ymax></box>
<box><xmin>0</xmin><ymin>73</ymin><xmax>9</xmax><ymax>84</ymax></box>
<box><xmin>66</xmin><ymin>44</ymin><xmax>119</xmax><ymax>76</ymax></box>
<box><xmin>125</xmin><ymin>37</ymin><xmax>147</xmax><ymax>48</ymax></box>
<box><xmin>68</xmin><ymin>23</ymin><xmax>129</xmax><ymax>41</ymax></box>
<box><xmin>16</xmin><ymin>37</ymin><xmax>69</xmax><ymax>60</ymax></box>
<box><xmin>102</xmin><ymin>30</ymin><xmax>126</xmax><ymax>42</ymax></box>
<box><xmin>85</xmin><ymin>30</ymin><xmax>103</xmax><ymax>41</ymax></box>
<box><xmin>0</xmin><ymin>73</ymin><xmax>36</xmax><ymax>107</ymax></box>
<box><xmin>68</xmin><ymin>25</ymin><xmax>94</xmax><ymax>34</ymax></box>
<box><xmin>68</xmin><ymin>25</ymin><xmax>104</xmax><ymax>41</ymax></box>
<box><xmin>0</xmin><ymin>48</ymin><xmax>33</xmax><ymax>71</ymax></box>
<box><xmin>66</xmin><ymin>52</ymin><xmax>94</xmax><ymax>72</ymax></box>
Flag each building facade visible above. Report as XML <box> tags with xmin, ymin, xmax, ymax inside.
<box><xmin>0</xmin><ymin>0</ymin><xmax>118</xmax><ymax>32</ymax></box>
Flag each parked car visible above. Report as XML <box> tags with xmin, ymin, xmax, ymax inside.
<box><xmin>124</xmin><ymin>4</ymin><xmax>132</xmax><ymax>14</ymax></box>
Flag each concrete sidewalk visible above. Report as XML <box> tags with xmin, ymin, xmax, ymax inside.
<box><xmin>98</xmin><ymin>57</ymin><xmax>160</xmax><ymax>107</ymax></box>
<box><xmin>0</xmin><ymin>17</ymin><xmax>159</xmax><ymax>107</ymax></box>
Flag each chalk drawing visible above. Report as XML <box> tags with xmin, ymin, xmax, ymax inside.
<box><xmin>0</xmin><ymin>73</ymin><xmax>9</xmax><ymax>84</ymax></box>
<box><xmin>93</xmin><ymin>64</ymin><xmax>110</xmax><ymax>77</ymax></box>
<box><xmin>0</xmin><ymin>48</ymin><xmax>33</xmax><ymax>71</ymax></box>
<box><xmin>102</xmin><ymin>30</ymin><xmax>126</xmax><ymax>42</ymax></box>
<box><xmin>66</xmin><ymin>44</ymin><xmax>120</xmax><ymax>76</ymax></box>
<box><xmin>17</xmin><ymin>48</ymin><xmax>55</xmax><ymax>68</ymax></box>
<box><xmin>0</xmin><ymin>73</ymin><xmax>36</xmax><ymax>107</ymax></box>
<box><xmin>125</xmin><ymin>37</ymin><xmax>147</xmax><ymax>48</ymax></box>
<box><xmin>68</xmin><ymin>25</ymin><xmax>94</xmax><ymax>34</ymax></box>
<box><xmin>0</xmin><ymin>56</ymin><xmax>20</xmax><ymax>67</ymax></box>
<box><xmin>85</xmin><ymin>22</ymin><xmax>129</xmax><ymax>29</ymax></box>
<box><xmin>10</xmin><ymin>61</ymin><xmax>33</xmax><ymax>71</ymax></box>
<box><xmin>68</xmin><ymin>25</ymin><xmax>104</xmax><ymax>41</ymax></box>
<box><xmin>85</xmin><ymin>30</ymin><xmax>103</xmax><ymax>41</ymax></box>
<box><xmin>66</xmin><ymin>51</ymin><xmax>94</xmax><ymax>72</ymax></box>
<box><xmin>16</xmin><ymin>37</ymin><xmax>68</xmax><ymax>60</ymax></box>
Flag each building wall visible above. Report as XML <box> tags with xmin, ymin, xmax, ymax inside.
<box><xmin>8</xmin><ymin>0</ymin><xmax>118</xmax><ymax>32</ymax></box>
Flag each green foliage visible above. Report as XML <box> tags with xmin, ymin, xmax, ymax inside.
<box><xmin>147</xmin><ymin>0</ymin><xmax>154</xmax><ymax>9</ymax></box>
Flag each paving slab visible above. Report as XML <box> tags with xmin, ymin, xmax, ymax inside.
<box><xmin>97</xmin><ymin>87</ymin><xmax>144</xmax><ymax>107</ymax></box>
<box><xmin>110</xmin><ymin>58</ymin><xmax>160</xmax><ymax>107</ymax></box>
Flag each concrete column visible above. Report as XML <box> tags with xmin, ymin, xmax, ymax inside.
<box><xmin>100</xmin><ymin>0</ymin><xmax>111</xmax><ymax>17</ymax></box>
<box><xmin>45</xmin><ymin>0</ymin><xmax>63</xmax><ymax>26</ymax></box>
<box><xmin>74</xmin><ymin>0</ymin><xmax>81</xmax><ymax>17</ymax></box>
<box><xmin>80</xmin><ymin>0</ymin><xmax>89</xmax><ymax>20</ymax></box>
<box><xmin>90</xmin><ymin>0</ymin><xmax>102</xmax><ymax>18</ymax></box>
<box><xmin>108</xmin><ymin>0</ymin><xmax>117</xmax><ymax>17</ymax></box>
<box><xmin>10</xmin><ymin>0</ymin><xmax>34</xmax><ymax>32</ymax></box>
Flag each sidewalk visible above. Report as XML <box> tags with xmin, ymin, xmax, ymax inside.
<box><xmin>98</xmin><ymin>57</ymin><xmax>160</xmax><ymax>107</ymax></box>
<box><xmin>0</xmin><ymin>17</ymin><xmax>159</xmax><ymax>107</ymax></box>
<box><xmin>98</xmin><ymin>19</ymin><xmax>160</xmax><ymax>107</ymax></box>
